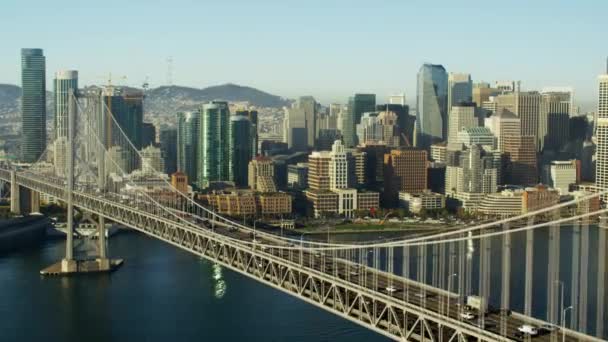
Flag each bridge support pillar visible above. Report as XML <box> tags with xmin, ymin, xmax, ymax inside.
<box><xmin>30</xmin><ymin>191</ymin><xmax>40</xmax><ymax>213</ymax></box>
<box><xmin>10</xmin><ymin>171</ymin><xmax>20</xmax><ymax>215</ymax></box>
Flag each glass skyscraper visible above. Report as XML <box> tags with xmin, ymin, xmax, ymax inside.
<box><xmin>416</xmin><ymin>64</ymin><xmax>448</xmax><ymax>150</ymax></box>
<box><xmin>53</xmin><ymin>70</ymin><xmax>78</xmax><ymax>176</ymax></box>
<box><xmin>20</xmin><ymin>48</ymin><xmax>46</xmax><ymax>163</ymax></box>
<box><xmin>198</xmin><ymin>101</ymin><xmax>230</xmax><ymax>188</ymax></box>
<box><xmin>229</xmin><ymin>115</ymin><xmax>252</xmax><ymax>187</ymax></box>
<box><xmin>177</xmin><ymin>111</ymin><xmax>199</xmax><ymax>184</ymax></box>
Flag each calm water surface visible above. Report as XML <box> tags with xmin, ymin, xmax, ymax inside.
<box><xmin>0</xmin><ymin>231</ymin><xmax>387</xmax><ymax>342</ymax></box>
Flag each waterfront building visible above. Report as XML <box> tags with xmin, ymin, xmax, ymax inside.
<box><xmin>597</xmin><ymin>72</ymin><xmax>608</xmax><ymax>196</ymax></box>
<box><xmin>248</xmin><ymin>156</ymin><xmax>276</xmax><ymax>192</ymax></box>
<box><xmin>399</xmin><ymin>190</ymin><xmax>445</xmax><ymax>214</ymax></box>
<box><xmin>53</xmin><ymin>70</ymin><xmax>78</xmax><ymax>176</ymax></box>
<box><xmin>229</xmin><ymin>115</ymin><xmax>252</xmax><ymax>187</ymax></box>
<box><xmin>171</xmin><ymin>171</ymin><xmax>189</xmax><ymax>194</ymax></box>
<box><xmin>21</xmin><ymin>48</ymin><xmax>46</xmax><ymax>163</ymax></box>
<box><xmin>504</xmin><ymin>135</ymin><xmax>537</xmax><ymax>186</ymax></box>
<box><xmin>287</xmin><ymin>163</ymin><xmax>308</xmax><ymax>189</ymax></box>
<box><xmin>140</xmin><ymin>145</ymin><xmax>165</xmax><ymax>175</ymax></box>
<box><xmin>177</xmin><ymin>111</ymin><xmax>199</xmax><ymax>184</ymax></box>
<box><xmin>383</xmin><ymin>148</ymin><xmax>428</xmax><ymax>206</ymax></box>
<box><xmin>416</xmin><ymin>64</ymin><xmax>448</xmax><ymax>150</ymax></box>
<box><xmin>198</xmin><ymin>101</ymin><xmax>231</xmax><ymax>188</ymax></box>
<box><xmin>543</xmin><ymin>160</ymin><xmax>578</xmax><ymax>195</ymax></box>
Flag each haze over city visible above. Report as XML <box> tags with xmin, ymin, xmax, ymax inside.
<box><xmin>1</xmin><ymin>0</ymin><xmax>607</xmax><ymax>107</ymax></box>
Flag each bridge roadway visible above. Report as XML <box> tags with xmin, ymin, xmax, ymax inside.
<box><xmin>0</xmin><ymin>168</ymin><xmax>600</xmax><ymax>342</ymax></box>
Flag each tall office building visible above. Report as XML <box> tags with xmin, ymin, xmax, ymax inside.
<box><xmin>485</xmin><ymin>109</ymin><xmax>521</xmax><ymax>152</ymax></box>
<box><xmin>376</xmin><ymin>103</ymin><xmax>413</xmax><ymax>145</ymax></box>
<box><xmin>596</xmin><ymin>71</ymin><xmax>608</xmax><ymax>196</ymax></box>
<box><xmin>473</xmin><ymin>83</ymin><xmax>500</xmax><ymax>109</ymax></box>
<box><xmin>102</xmin><ymin>87</ymin><xmax>144</xmax><ymax>149</ymax></box>
<box><xmin>177</xmin><ymin>111</ymin><xmax>199</xmax><ymax>184</ymax></box>
<box><xmin>140</xmin><ymin>145</ymin><xmax>165</xmax><ymax>175</ymax></box>
<box><xmin>21</xmin><ymin>48</ymin><xmax>46</xmax><ymax>163</ymax></box>
<box><xmin>248</xmin><ymin>156</ymin><xmax>276</xmax><ymax>192</ymax></box>
<box><xmin>53</xmin><ymin>70</ymin><xmax>78</xmax><ymax>176</ymax></box>
<box><xmin>229</xmin><ymin>115</ymin><xmax>252</xmax><ymax>187</ymax></box>
<box><xmin>342</xmin><ymin>94</ymin><xmax>376</xmax><ymax>147</ymax></box>
<box><xmin>284</xmin><ymin>106</ymin><xmax>307</xmax><ymax>151</ymax></box>
<box><xmin>416</xmin><ymin>64</ymin><xmax>448</xmax><ymax>150</ymax></box>
<box><xmin>496</xmin><ymin>90</ymin><xmax>542</xmax><ymax>149</ymax></box>
<box><xmin>236</xmin><ymin>110</ymin><xmax>258</xmax><ymax>158</ymax></box>
<box><xmin>329</xmin><ymin>140</ymin><xmax>348</xmax><ymax>190</ymax></box>
<box><xmin>504</xmin><ymin>135</ymin><xmax>537</xmax><ymax>186</ymax></box>
<box><xmin>295</xmin><ymin>96</ymin><xmax>317</xmax><ymax>148</ymax></box>
<box><xmin>539</xmin><ymin>90</ymin><xmax>572</xmax><ymax>151</ymax></box>
<box><xmin>447</xmin><ymin>73</ymin><xmax>472</xmax><ymax>114</ymax></box>
<box><xmin>383</xmin><ymin>148</ymin><xmax>428</xmax><ymax>206</ymax></box>
<box><xmin>141</xmin><ymin>122</ymin><xmax>156</xmax><ymax>147</ymax></box>
<box><xmin>447</xmin><ymin>103</ymin><xmax>479</xmax><ymax>150</ymax></box>
<box><xmin>160</xmin><ymin>128</ymin><xmax>177</xmax><ymax>175</ymax></box>
<box><xmin>198</xmin><ymin>101</ymin><xmax>231</xmax><ymax>188</ymax></box>
<box><xmin>389</xmin><ymin>93</ymin><xmax>406</xmax><ymax>106</ymax></box>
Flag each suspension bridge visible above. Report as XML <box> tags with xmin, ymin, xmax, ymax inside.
<box><xmin>0</xmin><ymin>89</ymin><xmax>606</xmax><ymax>341</ymax></box>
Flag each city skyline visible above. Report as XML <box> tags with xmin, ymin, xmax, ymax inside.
<box><xmin>1</xmin><ymin>0</ymin><xmax>607</xmax><ymax>108</ymax></box>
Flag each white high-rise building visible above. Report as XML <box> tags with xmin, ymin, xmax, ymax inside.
<box><xmin>544</xmin><ymin>160</ymin><xmax>577</xmax><ymax>195</ymax></box>
<box><xmin>595</xmin><ymin>73</ymin><xmax>608</xmax><ymax>195</ymax></box>
<box><xmin>485</xmin><ymin>109</ymin><xmax>521</xmax><ymax>152</ymax></box>
<box><xmin>389</xmin><ymin>93</ymin><xmax>406</xmax><ymax>106</ymax></box>
<box><xmin>141</xmin><ymin>145</ymin><xmax>165</xmax><ymax>175</ymax></box>
<box><xmin>447</xmin><ymin>104</ymin><xmax>478</xmax><ymax>150</ymax></box>
<box><xmin>53</xmin><ymin>70</ymin><xmax>78</xmax><ymax>177</ymax></box>
<box><xmin>329</xmin><ymin>140</ymin><xmax>348</xmax><ymax>190</ymax></box>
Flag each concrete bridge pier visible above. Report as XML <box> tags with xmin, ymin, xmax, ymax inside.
<box><xmin>10</xmin><ymin>171</ymin><xmax>20</xmax><ymax>215</ymax></box>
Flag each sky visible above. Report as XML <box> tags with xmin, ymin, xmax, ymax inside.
<box><xmin>1</xmin><ymin>0</ymin><xmax>606</xmax><ymax>108</ymax></box>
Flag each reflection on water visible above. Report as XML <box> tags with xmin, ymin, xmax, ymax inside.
<box><xmin>212</xmin><ymin>263</ymin><xmax>227</xmax><ymax>299</ymax></box>
<box><xmin>0</xmin><ymin>231</ymin><xmax>385</xmax><ymax>342</ymax></box>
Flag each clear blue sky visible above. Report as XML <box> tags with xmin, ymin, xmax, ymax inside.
<box><xmin>1</xmin><ymin>0</ymin><xmax>606</xmax><ymax>108</ymax></box>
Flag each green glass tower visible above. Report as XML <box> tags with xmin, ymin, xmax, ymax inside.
<box><xmin>229</xmin><ymin>115</ymin><xmax>252</xmax><ymax>187</ymax></box>
<box><xmin>20</xmin><ymin>48</ymin><xmax>46</xmax><ymax>163</ymax></box>
<box><xmin>177</xmin><ymin>111</ymin><xmax>199</xmax><ymax>184</ymax></box>
<box><xmin>198</xmin><ymin>101</ymin><xmax>230</xmax><ymax>188</ymax></box>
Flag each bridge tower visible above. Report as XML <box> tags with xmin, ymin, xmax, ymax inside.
<box><xmin>41</xmin><ymin>90</ymin><xmax>122</xmax><ymax>276</ymax></box>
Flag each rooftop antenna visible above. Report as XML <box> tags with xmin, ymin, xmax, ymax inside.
<box><xmin>166</xmin><ymin>57</ymin><xmax>173</xmax><ymax>86</ymax></box>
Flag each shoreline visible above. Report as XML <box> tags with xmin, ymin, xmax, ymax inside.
<box><xmin>293</xmin><ymin>225</ymin><xmax>458</xmax><ymax>236</ymax></box>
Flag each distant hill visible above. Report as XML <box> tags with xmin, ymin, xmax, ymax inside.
<box><xmin>0</xmin><ymin>84</ymin><xmax>21</xmax><ymax>115</ymax></box>
<box><xmin>0</xmin><ymin>84</ymin><xmax>53</xmax><ymax>118</ymax></box>
<box><xmin>145</xmin><ymin>83</ymin><xmax>292</xmax><ymax>115</ymax></box>
<box><xmin>0</xmin><ymin>83</ymin><xmax>291</xmax><ymax>119</ymax></box>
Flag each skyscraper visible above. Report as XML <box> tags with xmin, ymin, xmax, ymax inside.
<box><xmin>383</xmin><ymin>148</ymin><xmax>428</xmax><ymax>206</ymax></box>
<box><xmin>53</xmin><ymin>70</ymin><xmax>78</xmax><ymax>176</ymax></box>
<box><xmin>21</xmin><ymin>48</ymin><xmax>46</xmax><ymax>163</ymax></box>
<box><xmin>447</xmin><ymin>103</ymin><xmax>479</xmax><ymax>150</ymax></box>
<box><xmin>177</xmin><ymin>111</ymin><xmax>199</xmax><ymax>184</ymax></box>
<box><xmin>341</xmin><ymin>94</ymin><xmax>376</xmax><ymax>148</ymax></box>
<box><xmin>596</xmin><ymin>71</ymin><xmax>608</xmax><ymax>195</ymax></box>
<box><xmin>539</xmin><ymin>90</ymin><xmax>572</xmax><ymax>151</ymax></box>
<box><xmin>236</xmin><ymin>110</ymin><xmax>258</xmax><ymax>158</ymax></box>
<box><xmin>284</xmin><ymin>106</ymin><xmax>307</xmax><ymax>151</ymax></box>
<box><xmin>198</xmin><ymin>101</ymin><xmax>230</xmax><ymax>188</ymax></box>
<box><xmin>160</xmin><ymin>128</ymin><xmax>177</xmax><ymax>175</ymax></box>
<box><xmin>229</xmin><ymin>115</ymin><xmax>252</xmax><ymax>187</ymax></box>
<box><xmin>298</xmin><ymin>96</ymin><xmax>317</xmax><ymax>148</ymax></box>
<box><xmin>447</xmin><ymin>73</ymin><xmax>472</xmax><ymax>113</ymax></box>
<box><xmin>416</xmin><ymin>64</ymin><xmax>448</xmax><ymax>150</ymax></box>
<box><xmin>102</xmin><ymin>87</ymin><xmax>144</xmax><ymax>149</ymax></box>
<box><xmin>485</xmin><ymin>109</ymin><xmax>521</xmax><ymax>152</ymax></box>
